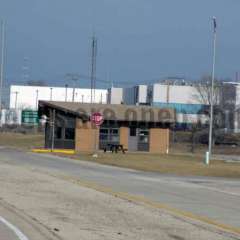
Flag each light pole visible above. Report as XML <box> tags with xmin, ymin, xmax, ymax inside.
<box><xmin>65</xmin><ymin>84</ymin><xmax>68</xmax><ymax>102</ymax></box>
<box><xmin>65</xmin><ymin>73</ymin><xmax>80</xmax><ymax>102</ymax></box>
<box><xmin>14</xmin><ymin>91</ymin><xmax>18</xmax><ymax>109</ymax></box>
<box><xmin>0</xmin><ymin>20</ymin><xmax>5</xmax><ymax>112</ymax></box>
<box><xmin>51</xmin><ymin>109</ymin><xmax>55</xmax><ymax>152</ymax></box>
<box><xmin>206</xmin><ymin>17</ymin><xmax>217</xmax><ymax>165</ymax></box>
<box><xmin>50</xmin><ymin>87</ymin><xmax>53</xmax><ymax>101</ymax></box>
<box><xmin>35</xmin><ymin>89</ymin><xmax>39</xmax><ymax>110</ymax></box>
<box><xmin>40</xmin><ymin>113</ymin><xmax>55</xmax><ymax>152</ymax></box>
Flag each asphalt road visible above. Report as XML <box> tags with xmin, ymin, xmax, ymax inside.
<box><xmin>1</xmin><ymin>147</ymin><xmax>240</xmax><ymax>233</ymax></box>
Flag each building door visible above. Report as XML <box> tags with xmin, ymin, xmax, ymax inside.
<box><xmin>128</xmin><ymin>127</ymin><xmax>138</xmax><ymax>151</ymax></box>
<box><xmin>138</xmin><ymin>129</ymin><xmax>149</xmax><ymax>151</ymax></box>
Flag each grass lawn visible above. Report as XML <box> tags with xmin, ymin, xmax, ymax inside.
<box><xmin>0</xmin><ymin>132</ymin><xmax>44</xmax><ymax>150</ymax></box>
<box><xmin>69</xmin><ymin>152</ymin><xmax>240</xmax><ymax>178</ymax></box>
<box><xmin>0</xmin><ymin>132</ymin><xmax>239</xmax><ymax>178</ymax></box>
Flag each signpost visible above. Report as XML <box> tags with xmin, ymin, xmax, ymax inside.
<box><xmin>22</xmin><ymin>110</ymin><xmax>39</xmax><ymax>125</ymax></box>
<box><xmin>91</xmin><ymin>112</ymin><xmax>104</xmax><ymax>157</ymax></box>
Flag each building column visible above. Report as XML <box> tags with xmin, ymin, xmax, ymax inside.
<box><xmin>75</xmin><ymin>119</ymin><xmax>99</xmax><ymax>153</ymax></box>
<box><xmin>119</xmin><ymin>127</ymin><xmax>129</xmax><ymax>149</ymax></box>
<box><xmin>149</xmin><ymin>128</ymin><xmax>169</xmax><ymax>154</ymax></box>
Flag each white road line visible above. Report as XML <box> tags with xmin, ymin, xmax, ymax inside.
<box><xmin>0</xmin><ymin>216</ymin><xmax>29</xmax><ymax>240</ymax></box>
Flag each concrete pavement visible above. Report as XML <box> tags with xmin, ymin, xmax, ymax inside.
<box><xmin>0</xmin><ymin>147</ymin><xmax>240</xmax><ymax>233</ymax></box>
<box><xmin>0</xmin><ymin>221</ymin><xmax>21</xmax><ymax>240</ymax></box>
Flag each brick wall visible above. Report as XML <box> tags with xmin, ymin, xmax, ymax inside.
<box><xmin>149</xmin><ymin>128</ymin><xmax>169</xmax><ymax>154</ymax></box>
<box><xmin>75</xmin><ymin>119</ymin><xmax>99</xmax><ymax>153</ymax></box>
<box><xmin>119</xmin><ymin>127</ymin><xmax>129</xmax><ymax>149</ymax></box>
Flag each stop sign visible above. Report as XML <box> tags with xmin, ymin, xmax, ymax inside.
<box><xmin>91</xmin><ymin>112</ymin><xmax>104</xmax><ymax>126</ymax></box>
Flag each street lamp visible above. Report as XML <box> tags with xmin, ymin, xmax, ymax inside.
<box><xmin>65</xmin><ymin>84</ymin><xmax>68</xmax><ymax>102</ymax></box>
<box><xmin>206</xmin><ymin>17</ymin><xmax>217</xmax><ymax>165</ymax></box>
<box><xmin>35</xmin><ymin>89</ymin><xmax>39</xmax><ymax>110</ymax></box>
<box><xmin>0</xmin><ymin>20</ymin><xmax>5</xmax><ymax>112</ymax></box>
<box><xmin>50</xmin><ymin>87</ymin><xmax>53</xmax><ymax>101</ymax></box>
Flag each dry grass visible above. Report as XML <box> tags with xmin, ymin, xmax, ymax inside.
<box><xmin>0</xmin><ymin>132</ymin><xmax>44</xmax><ymax>150</ymax></box>
<box><xmin>71</xmin><ymin>152</ymin><xmax>240</xmax><ymax>178</ymax></box>
<box><xmin>0</xmin><ymin>132</ymin><xmax>239</xmax><ymax>178</ymax></box>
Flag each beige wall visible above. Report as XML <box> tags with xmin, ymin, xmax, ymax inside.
<box><xmin>149</xmin><ymin>128</ymin><xmax>169</xmax><ymax>154</ymax></box>
<box><xmin>75</xmin><ymin>119</ymin><xmax>99</xmax><ymax>153</ymax></box>
<box><xmin>119</xmin><ymin>127</ymin><xmax>129</xmax><ymax>149</ymax></box>
<box><xmin>75</xmin><ymin>119</ymin><xmax>170</xmax><ymax>154</ymax></box>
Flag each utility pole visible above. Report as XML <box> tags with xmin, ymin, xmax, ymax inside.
<box><xmin>51</xmin><ymin>109</ymin><xmax>55</xmax><ymax>152</ymax></box>
<box><xmin>206</xmin><ymin>17</ymin><xmax>217</xmax><ymax>165</ymax></box>
<box><xmin>90</xmin><ymin>35</ymin><xmax>97</xmax><ymax>103</ymax></box>
<box><xmin>22</xmin><ymin>57</ymin><xmax>30</xmax><ymax>83</ymax></box>
<box><xmin>14</xmin><ymin>91</ymin><xmax>19</xmax><ymax>109</ymax></box>
<box><xmin>0</xmin><ymin>20</ymin><xmax>5</xmax><ymax>112</ymax></box>
<box><xmin>65</xmin><ymin>73</ymin><xmax>80</xmax><ymax>102</ymax></box>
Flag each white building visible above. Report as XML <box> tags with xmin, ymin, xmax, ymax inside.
<box><xmin>107</xmin><ymin>87</ymin><xmax>123</xmax><ymax>104</ymax></box>
<box><xmin>222</xmin><ymin>82</ymin><xmax>240</xmax><ymax>132</ymax></box>
<box><xmin>108</xmin><ymin>83</ymin><xmax>209</xmax><ymax>128</ymax></box>
<box><xmin>149</xmin><ymin>84</ymin><xmax>208</xmax><ymax>126</ymax></box>
<box><xmin>108</xmin><ymin>85</ymin><xmax>148</xmax><ymax>105</ymax></box>
<box><xmin>10</xmin><ymin>85</ymin><xmax>108</xmax><ymax>110</ymax></box>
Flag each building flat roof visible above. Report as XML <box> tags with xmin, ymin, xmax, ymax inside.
<box><xmin>39</xmin><ymin>101</ymin><xmax>176</xmax><ymax>123</ymax></box>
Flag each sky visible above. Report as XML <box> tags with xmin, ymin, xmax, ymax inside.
<box><xmin>0</xmin><ymin>0</ymin><xmax>240</xmax><ymax>88</ymax></box>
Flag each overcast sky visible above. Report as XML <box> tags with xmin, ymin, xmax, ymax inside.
<box><xmin>1</xmin><ymin>0</ymin><xmax>240</xmax><ymax>88</ymax></box>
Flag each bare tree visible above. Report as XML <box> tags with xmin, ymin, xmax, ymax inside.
<box><xmin>193</xmin><ymin>75</ymin><xmax>221</xmax><ymax>108</ymax></box>
<box><xmin>192</xmin><ymin>75</ymin><xmax>225</xmax><ymax>145</ymax></box>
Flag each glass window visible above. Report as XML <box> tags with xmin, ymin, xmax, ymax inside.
<box><xmin>99</xmin><ymin>128</ymin><xmax>119</xmax><ymax>143</ymax></box>
<box><xmin>110</xmin><ymin>135</ymin><xmax>119</xmax><ymax>142</ymax></box>
<box><xmin>110</xmin><ymin>129</ymin><xmax>119</xmax><ymax>135</ymax></box>
<box><xmin>100</xmin><ymin>134</ymin><xmax>108</xmax><ymax>141</ymax></box>
<box><xmin>130</xmin><ymin>128</ymin><xmax>137</xmax><ymax>137</ymax></box>
<box><xmin>139</xmin><ymin>135</ymin><xmax>149</xmax><ymax>143</ymax></box>
<box><xmin>65</xmin><ymin>128</ymin><xmax>75</xmax><ymax>140</ymax></box>
<box><xmin>55</xmin><ymin>127</ymin><xmax>62</xmax><ymax>139</ymax></box>
<box><xmin>100</xmin><ymin>129</ymin><xmax>108</xmax><ymax>134</ymax></box>
<box><xmin>139</xmin><ymin>129</ymin><xmax>149</xmax><ymax>143</ymax></box>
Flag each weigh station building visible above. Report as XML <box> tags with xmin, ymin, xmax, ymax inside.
<box><xmin>39</xmin><ymin>101</ymin><xmax>175</xmax><ymax>153</ymax></box>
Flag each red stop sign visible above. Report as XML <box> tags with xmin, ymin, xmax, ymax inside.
<box><xmin>91</xmin><ymin>112</ymin><xmax>104</xmax><ymax>126</ymax></box>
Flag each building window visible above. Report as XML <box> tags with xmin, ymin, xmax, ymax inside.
<box><xmin>139</xmin><ymin>129</ymin><xmax>149</xmax><ymax>143</ymax></box>
<box><xmin>65</xmin><ymin>128</ymin><xmax>75</xmax><ymax>140</ymax></box>
<box><xmin>130</xmin><ymin>127</ymin><xmax>137</xmax><ymax>137</ymax></box>
<box><xmin>55</xmin><ymin>127</ymin><xmax>62</xmax><ymax>139</ymax></box>
<box><xmin>100</xmin><ymin>128</ymin><xmax>108</xmax><ymax>141</ymax></box>
<box><xmin>99</xmin><ymin>128</ymin><xmax>119</xmax><ymax>143</ymax></box>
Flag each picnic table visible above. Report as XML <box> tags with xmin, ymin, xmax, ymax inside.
<box><xmin>103</xmin><ymin>144</ymin><xmax>127</xmax><ymax>154</ymax></box>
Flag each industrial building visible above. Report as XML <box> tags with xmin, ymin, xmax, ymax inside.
<box><xmin>221</xmin><ymin>82</ymin><xmax>240</xmax><ymax>132</ymax></box>
<box><xmin>10</xmin><ymin>85</ymin><xmax>108</xmax><ymax>110</ymax></box>
<box><xmin>39</xmin><ymin>101</ymin><xmax>175</xmax><ymax>153</ymax></box>
<box><xmin>107</xmin><ymin>83</ymin><xmax>208</xmax><ymax>128</ymax></box>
